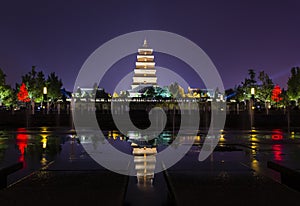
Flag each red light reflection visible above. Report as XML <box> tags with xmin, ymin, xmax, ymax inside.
<box><xmin>272</xmin><ymin>144</ymin><xmax>282</xmax><ymax>161</ymax></box>
<box><xmin>16</xmin><ymin>128</ymin><xmax>28</xmax><ymax>165</ymax></box>
<box><xmin>272</xmin><ymin>129</ymin><xmax>283</xmax><ymax>140</ymax></box>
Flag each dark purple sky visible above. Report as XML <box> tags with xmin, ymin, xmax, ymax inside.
<box><xmin>0</xmin><ymin>0</ymin><xmax>299</xmax><ymax>93</ymax></box>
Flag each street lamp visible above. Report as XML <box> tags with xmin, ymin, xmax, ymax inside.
<box><xmin>250</xmin><ymin>87</ymin><xmax>255</xmax><ymax>129</ymax></box>
<box><xmin>251</xmin><ymin>87</ymin><xmax>255</xmax><ymax>96</ymax></box>
<box><xmin>43</xmin><ymin>87</ymin><xmax>47</xmax><ymax>96</ymax></box>
<box><xmin>251</xmin><ymin>87</ymin><xmax>255</xmax><ymax>110</ymax></box>
<box><xmin>43</xmin><ymin>87</ymin><xmax>48</xmax><ymax>114</ymax></box>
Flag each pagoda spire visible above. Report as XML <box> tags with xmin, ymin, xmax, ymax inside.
<box><xmin>143</xmin><ymin>38</ymin><xmax>148</xmax><ymax>48</ymax></box>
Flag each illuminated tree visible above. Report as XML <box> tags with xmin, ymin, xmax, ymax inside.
<box><xmin>21</xmin><ymin>66</ymin><xmax>45</xmax><ymax>102</ymax></box>
<box><xmin>46</xmin><ymin>72</ymin><xmax>62</xmax><ymax>101</ymax></box>
<box><xmin>287</xmin><ymin>67</ymin><xmax>300</xmax><ymax>101</ymax></box>
<box><xmin>257</xmin><ymin>71</ymin><xmax>274</xmax><ymax>102</ymax></box>
<box><xmin>17</xmin><ymin>83</ymin><xmax>30</xmax><ymax>102</ymax></box>
<box><xmin>271</xmin><ymin>85</ymin><xmax>282</xmax><ymax>104</ymax></box>
<box><xmin>235</xmin><ymin>69</ymin><xmax>257</xmax><ymax>101</ymax></box>
<box><xmin>0</xmin><ymin>68</ymin><xmax>14</xmax><ymax>106</ymax></box>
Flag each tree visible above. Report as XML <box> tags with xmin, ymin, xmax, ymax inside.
<box><xmin>46</xmin><ymin>72</ymin><xmax>62</xmax><ymax>101</ymax></box>
<box><xmin>0</xmin><ymin>68</ymin><xmax>14</xmax><ymax>106</ymax></box>
<box><xmin>271</xmin><ymin>85</ymin><xmax>283</xmax><ymax>105</ymax></box>
<box><xmin>36</xmin><ymin>71</ymin><xmax>46</xmax><ymax>102</ymax></box>
<box><xmin>17</xmin><ymin>83</ymin><xmax>30</xmax><ymax>102</ymax></box>
<box><xmin>287</xmin><ymin>67</ymin><xmax>300</xmax><ymax>101</ymax></box>
<box><xmin>248</xmin><ymin>69</ymin><xmax>256</xmax><ymax>86</ymax></box>
<box><xmin>21</xmin><ymin>66</ymin><xmax>48</xmax><ymax>103</ymax></box>
<box><xmin>0</xmin><ymin>68</ymin><xmax>6</xmax><ymax>86</ymax></box>
<box><xmin>256</xmin><ymin>71</ymin><xmax>274</xmax><ymax>102</ymax></box>
<box><xmin>235</xmin><ymin>69</ymin><xmax>257</xmax><ymax>101</ymax></box>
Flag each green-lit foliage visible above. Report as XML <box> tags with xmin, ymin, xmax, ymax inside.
<box><xmin>287</xmin><ymin>67</ymin><xmax>300</xmax><ymax>101</ymax></box>
<box><xmin>0</xmin><ymin>68</ymin><xmax>14</xmax><ymax>106</ymax></box>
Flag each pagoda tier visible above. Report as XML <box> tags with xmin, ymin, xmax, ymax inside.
<box><xmin>131</xmin><ymin>39</ymin><xmax>157</xmax><ymax>90</ymax></box>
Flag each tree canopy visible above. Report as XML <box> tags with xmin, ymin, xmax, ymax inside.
<box><xmin>287</xmin><ymin>67</ymin><xmax>300</xmax><ymax>101</ymax></box>
<box><xmin>234</xmin><ymin>69</ymin><xmax>273</xmax><ymax>102</ymax></box>
<box><xmin>0</xmin><ymin>68</ymin><xmax>14</xmax><ymax>106</ymax></box>
<box><xmin>21</xmin><ymin>66</ymin><xmax>63</xmax><ymax>102</ymax></box>
<box><xmin>17</xmin><ymin>83</ymin><xmax>30</xmax><ymax>103</ymax></box>
<box><xmin>46</xmin><ymin>72</ymin><xmax>63</xmax><ymax>101</ymax></box>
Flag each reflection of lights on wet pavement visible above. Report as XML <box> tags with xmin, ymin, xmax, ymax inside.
<box><xmin>273</xmin><ymin>144</ymin><xmax>283</xmax><ymax>161</ymax></box>
<box><xmin>41</xmin><ymin>134</ymin><xmax>47</xmax><ymax>149</ymax></box>
<box><xmin>16</xmin><ymin>128</ymin><xmax>29</xmax><ymax>163</ymax></box>
<box><xmin>133</xmin><ymin>147</ymin><xmax>157</xmax><ymax>187</ymax></box>
<box><xmin>290</xmin><ymin>131</ymin><xmax>295</xmax><ymax>139</ymax></box>
<box><xmin>272</xmin><ymin>129</ymin><xmax>283</xmax><ymax>141</ymax></box>
<box><xmin>41</xmin><ymin>127</ymin><xmax>48</xmax><ymax>133</ymax></box>
<box><xmin>219</xmin><ymin>134</ymin><xmax>225</xmax><ymax>142</ymax></box>
<box><xmin>40</xmin><ymin>155</ymin><xmax>47</xmax><ymax>167</ymax></box>
<box><xmin>251</xmin><ymin>159</ymin><xmax>259</xmax><ymax>171</ymax></box>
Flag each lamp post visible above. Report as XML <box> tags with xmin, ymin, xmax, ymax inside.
<box><xmin>43</xmin><ymin>86</ymin><xmax>47</xmax><ymax>114</ymax></box>
<box><xmin>251</xmin><ymin>87</ymin><xmax>255</xmax><ymax>99</ymax></box>
<box><xmin>250</xmin><ymin>87</ymin><xmax>255</xmax><ymax>129</ymax></box>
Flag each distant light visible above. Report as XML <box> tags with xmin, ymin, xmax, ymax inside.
<box><xmin>251</xmin><ymin>87</ymin><xmax>255</xmax><ymax>95</ymax></box>
<box><xmin>43</xmin><ymin>87</ymin><xmax>47</xmax><ymax>95</ymax></box>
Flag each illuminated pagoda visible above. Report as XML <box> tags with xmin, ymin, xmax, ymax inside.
<box><xmin>131</xmin><ymin>39</ymin><xmax>157</xmax><ymax>90</ymax></box>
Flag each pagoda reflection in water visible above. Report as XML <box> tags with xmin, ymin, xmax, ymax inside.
<box><xmin>132</xmin><ymin>146</ymin><xmax>157</xmax><ymax>186</ymax></box>
<box><xmin>128</xmin><ymin>131</ymin><xmax>157</xmax><ymax>187</ymax></box>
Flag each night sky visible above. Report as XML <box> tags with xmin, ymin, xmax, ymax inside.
<box><xmin>1</xmin><ymin>0</ymin><xmax>299</xmax><ymax>93</ymax></box>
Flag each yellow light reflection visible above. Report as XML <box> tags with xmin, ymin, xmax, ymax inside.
<box><xmin>40</xmin><ymin>134</ymin><xmax>47</xmax><ymax>149</ymax></box>
<box><xmin>41</xmin><ymin>127</ymin><xmax>48</xmax><ymax>133</ymax></box>
<box><xmin>219</xmin><ymin>134</ymin><xmax>225</xmax><ymax>142</ymax></box>
<box><xmin>251</xmin><ymin>159</ymin><xmax>259</xmax><ymax>170</ymax></box>
<box><xmin>250</xmin><ymin>134</ymin><xmax>258</xmax><ymax>142</ymax></box>
<box><xmin>41</xmin><ymin>156</ymin><xmax>47</xmax><ymax>166</ymax></box>
<box><xmin>291</xmin><ymin>131</ymin><xmax>295</xmax><ymax>139</ymax></box>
